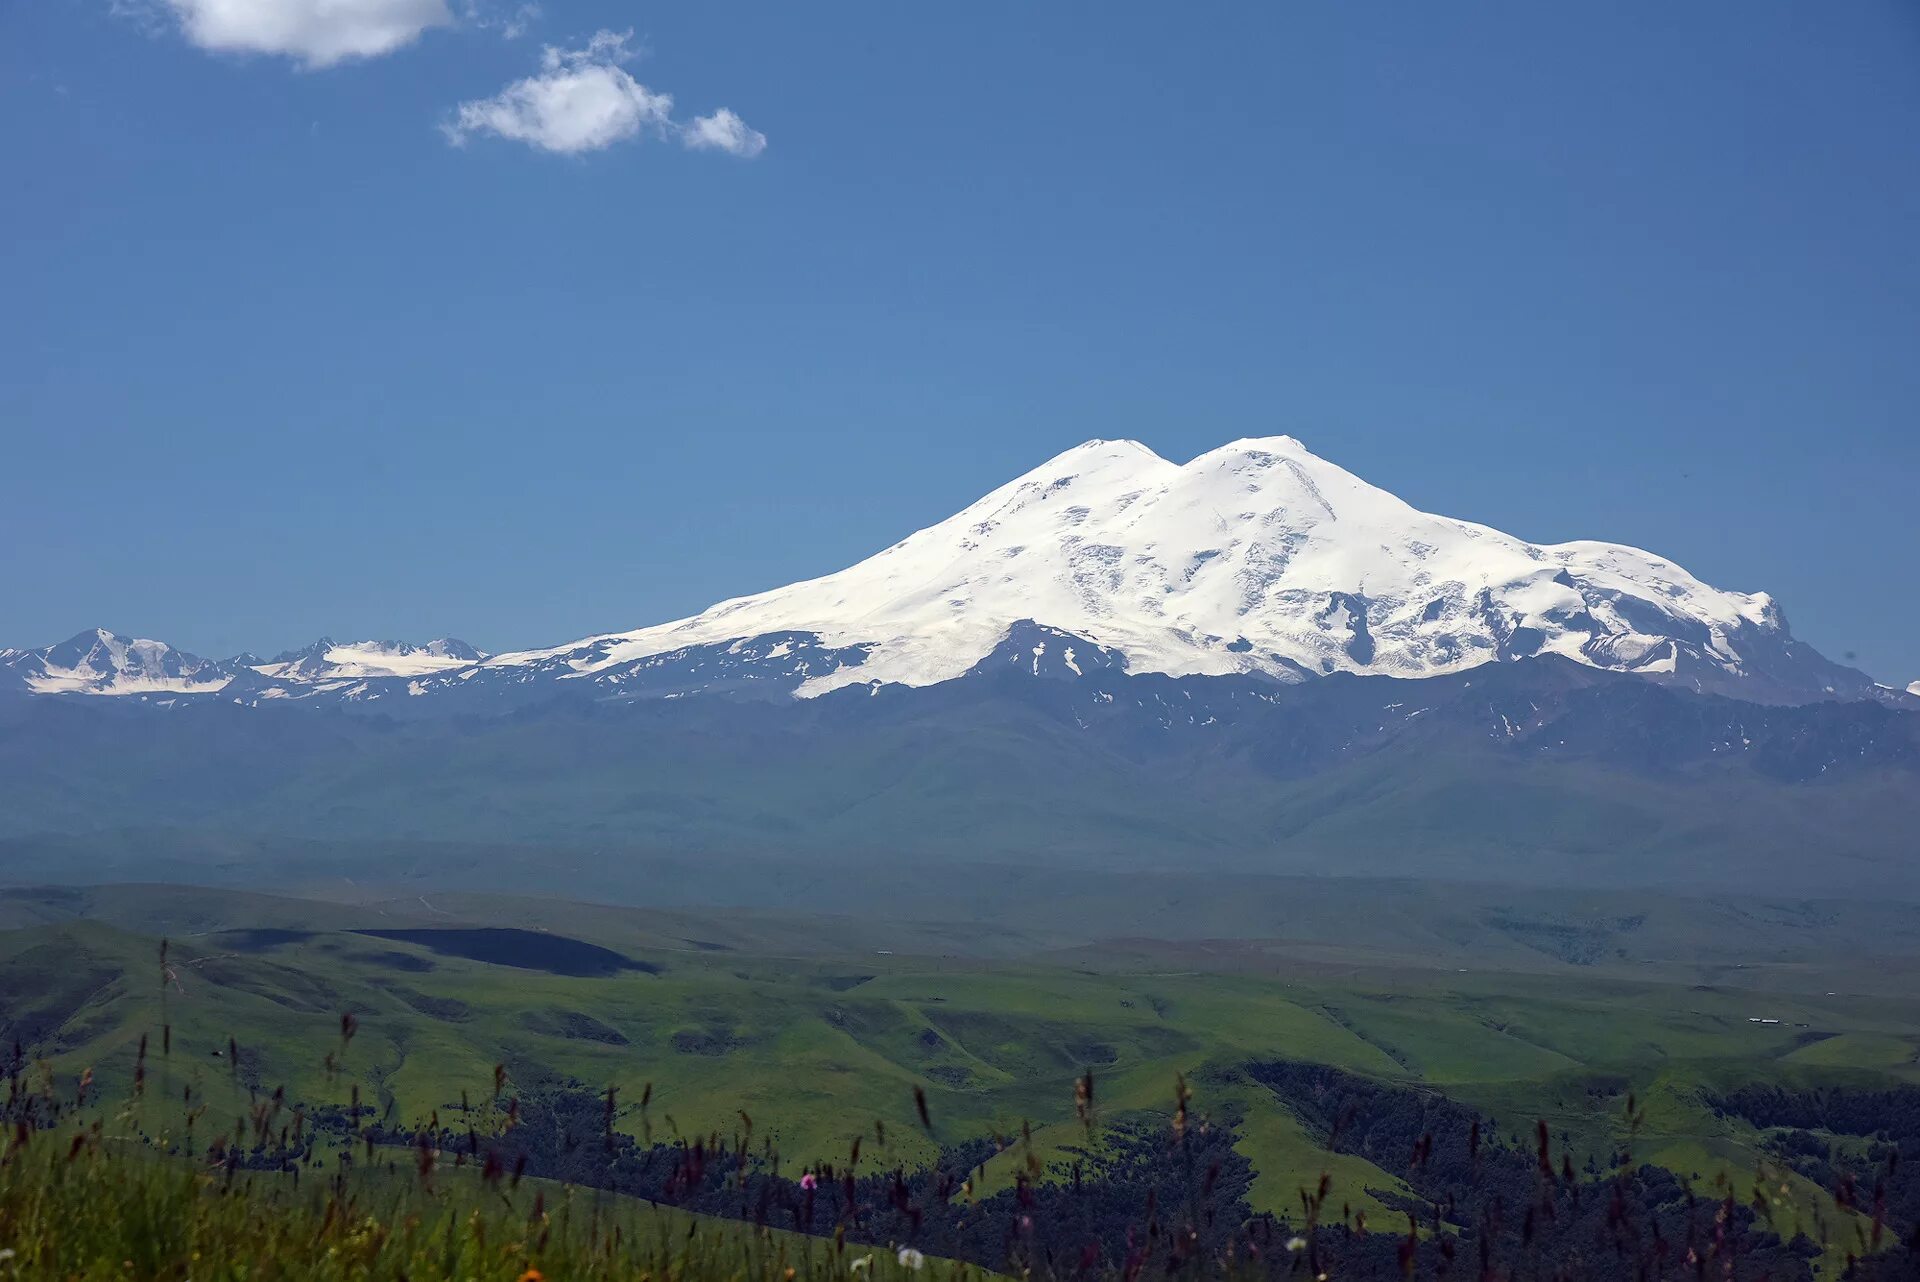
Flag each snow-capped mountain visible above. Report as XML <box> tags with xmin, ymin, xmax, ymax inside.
<box><xmin>464</xmin><ymin>436</ymin><xmax>1894</xmax><ymax>707</ymax></box>
<box><xmin>0</xmin><ymin>628</ymin><xmax>232</xmax><ymax>697</ymax></box>
<box><xmin>3</xmin><ymin>438</ymin><xmax>1906</xmax><ymax>709</ymax></box>
<box><xmin>249</xmin><ymin>638</ymin><xmax>488</xmax><ymax>682</ymax></box>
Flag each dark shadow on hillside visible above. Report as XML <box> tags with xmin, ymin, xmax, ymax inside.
<box><xmin>351</xmin><ymin>927</ymin><xmax>658</xmax><ymax>977</ymax></box>
<box><xmin>213</xmin><ymin>928</ymin><xmax>316</xmax><ymax>950</ymax></box>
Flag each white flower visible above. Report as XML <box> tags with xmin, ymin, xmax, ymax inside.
<box><xmin>850</xmin><ymin>1255</ymin><xmax>874</xmax><ymax>1273</ymax></box>
<box><xmin>896</xmin><ymin>1247</ymin><xmax>926</xmax><ymax>1271</ymax></box>
<box><xmin>1285</xmin><ymin>1235</ymin><xmax>1308</xmax><ymax>1252</ymax></box>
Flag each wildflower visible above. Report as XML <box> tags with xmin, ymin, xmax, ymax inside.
<box><xmin>1285</xmin><ymin>1236</ymin><xmax>1307</xmax><ymax>1252</ymax></box>
<box><xmin>896</xmin><ymin>1247</ymin><xmax>925</xmax><ymax>1271</ymax></box>
<box><xmin>800</xmin><ymin>1172</ymin><xmax>818</xmax><ymax>1191</ymax></box>
<box><xmin>518</xmin><ymin>1270</ymin><xmax>544</xmax><ymax>1282</ymax></box>
<box><xmin>849</xmin><ymin>1255</ymin><xmax>874</xmax><ymax>1273</ymax></box>
<box><xmin>0</xmin><ymin>1248</ymin><xmax>15</xmax><ymax>1263</ymax></box>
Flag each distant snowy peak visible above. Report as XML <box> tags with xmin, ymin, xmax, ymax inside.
<box><xmin>251</xmin><ymin>637</ymin><xmax>488</xmax><ymax>681</ymax></box>
<box><xmin>0</xmin><ymin>630</ymin><xmax>489</xmax><ymax>698</ymax></box>
<box><xmin>0</xmin><ymin>628</ymin><xmax>231</xmax><ymax>697</ymax></box>
<box><xmin>488</xmin><ymin>435</ymin><xmax>1884</xmax><ymax>706</ymax></box>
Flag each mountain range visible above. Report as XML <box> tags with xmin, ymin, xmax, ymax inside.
<box><xmin>3</xmin><ymin>437</ymin><xmax>1911</xmax><ymax>712</ymax></box>
<box><xmin>2</xmin><ymin>437</ymin><xmax>1914</xmax><ymax>900</ymax></box>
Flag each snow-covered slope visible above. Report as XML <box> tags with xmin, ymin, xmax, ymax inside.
<box><xmin>250</xmin><ymin>638</ymin><xmax>487</xmax><ymax>681</ymax></box>
<box><xmin>477</xmin><ymin>436</ymin><xmax>1885</xmax><ymax>705</ymax></box>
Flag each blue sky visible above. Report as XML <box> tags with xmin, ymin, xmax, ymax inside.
<box><xmin>3</xmin><ymin>3</ymin><xmax>1917</xmax><ymax>683</ymax></box>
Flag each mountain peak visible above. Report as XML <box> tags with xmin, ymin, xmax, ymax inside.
<box><xmin>1003</xmin><ymin>439</ymin><xmax>1174</xmax><ymax>489</ymax></box>
<box><xmin>474</xmin><ymin>434</ymin><xmax>1883</xmax><ymax>705</ymax></box>
<box><xmin>1046</xmin><ymin>434</ymin><xmax>1317</xmax><ymax>469</ymax></box>
<box><xmin>1067</xmin><ymin>437</ymin><xmax>1161</xmax><ymax>457</ymax></box>
<box><xmin>1206</xmin><ymin>433</ymin><xmax>1310</xmax><ymax>456</ymax></box>
<box><xmin>422</xmin><ymin>638</ymin><xmax>485</xmax><ymax>662</ymax></box>
<box><xmin>61</xmin><ymin>626</ymin><xmax>144</xmax><ymax>652</ymax></box>
<box><xmin>6</xmin><ymin>628</ymin><xmax>230</xmax><ymax>696</ymax></box>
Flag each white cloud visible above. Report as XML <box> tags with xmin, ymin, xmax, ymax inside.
<box><xmin>444</xmin><ymin>28</ymin><xmax>767</xmax><ymax>159</ymax></box>
<box><xmin>158</xmin><ymin>0</ymin><xmax>452</xmax><ymax>67</ymax></box>
<box><xmin>681</xmin><ymin>108</ymin><xmax>766</xmax><ymax>159</ymax></box>
<box><xmin>442</xmin><ymin>29</ymin><xmax>673</xmax><ymax>154</ymax></box>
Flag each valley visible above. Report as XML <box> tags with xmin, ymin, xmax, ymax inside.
<box><xmin>6</xmin><ymin>877</ymin><xmax>1918</xmax><ymax>1276</ymax></box>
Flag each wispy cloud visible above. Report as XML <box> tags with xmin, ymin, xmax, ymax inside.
<box><xmin>150</xmin><ymin>0</ymin><xmax>454</xmax><ymax>68</ymax></box>
<box><xmin>443</xmin><ymin>29</ymin><xmax>766</xmax><ymax>159</ymax></box>
<box><xmin>682</xmin><ymin>108</ymin><xmax>767</xmax><ymax>159</ymax></box>
<box><xmin>462</xmin><ymin>0</ymin><xmax>539</xmax><ymax>40</ymax></box>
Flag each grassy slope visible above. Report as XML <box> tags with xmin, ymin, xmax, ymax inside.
<box><xmin>0</xmin><ymin>1118</ymin><xmax>985</xmax><ymax>1282</ymax></box>
<box><xmin>7</xmin><ymin>890</ymin><xmax>1918</xmax><ymax>1277</ymax></box>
